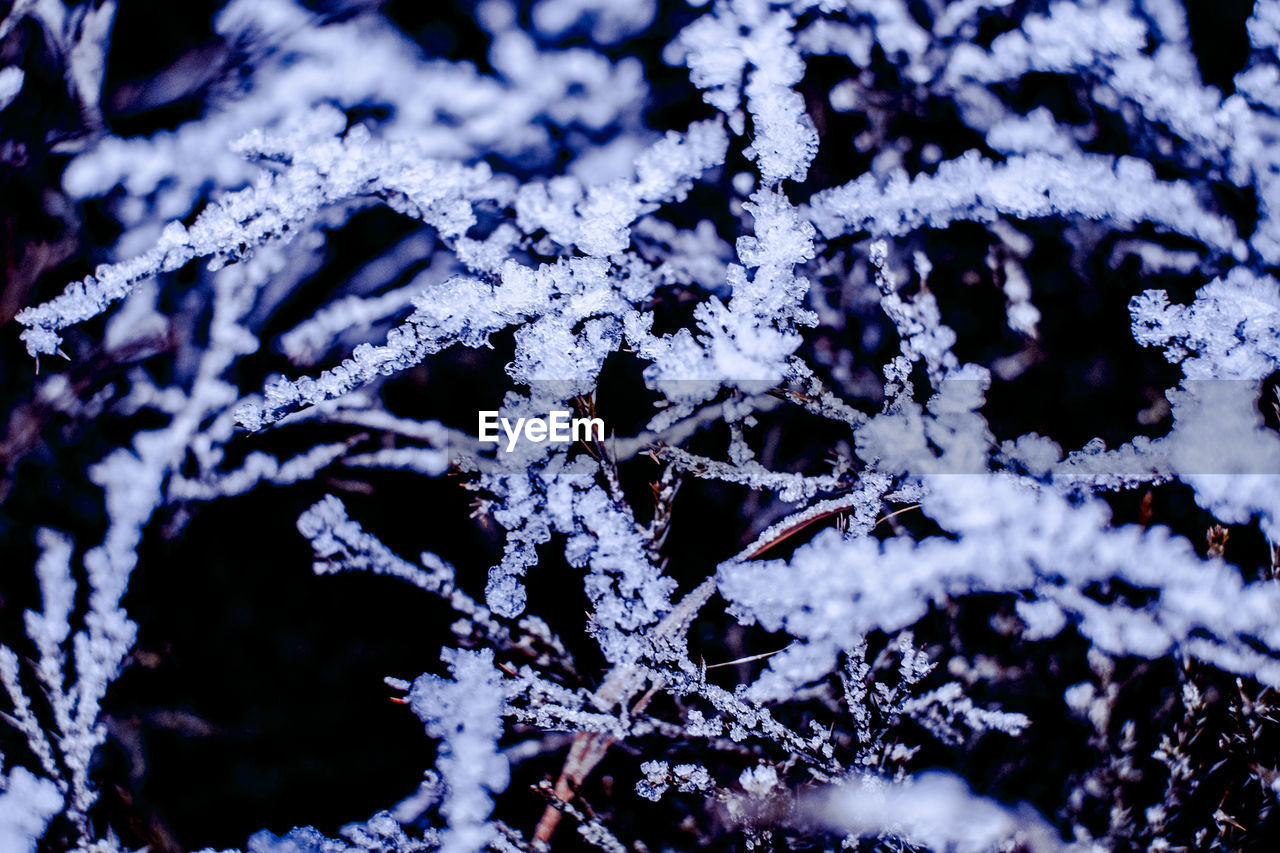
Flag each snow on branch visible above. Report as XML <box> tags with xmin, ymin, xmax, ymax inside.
<box><xmin>236</xmin><ymin>118</ymin><xmax>727</xmax><ymax>430</ymax></box>
<box><xmin>514</xmin><ymin>118</ymin><xmax>728</xmax><ymax>257</ymax></box>
<box><xmin>945</xmin><ymin>0</ymin><xmax>1228</xmax><ymax>161</ymax></box>
<box><xmin>0</xmin><ymin>767</ymin><xmax>63</xmax><ymax>853</ymax></box>
<box><xmin>18</xmin><ymin>107</ymin><xmax>506</xmax><ymax>359</ymax></box>
<box><xmin>63</xmin><ymin>0</ymin><xmax>647</xmax><ymax>241</ymax></box>
<box><xmin>805</xmin><ymin>771</ymin><xmax>1069</xmax><ymax>853</ymax></box>
<box><xmin>243</xmin><ymin>811</ymin><xmax>438</xmax><ymax>853</ymax></box>
<box><xmin>670</xmin><ymin>0</ymin><xmax>817</xmax><ymax>184</ymax></box>
<box><xmin>408</xmin><ymin>649</ymin><xmax>509</xmax><ymax>853</ymax></box>
<box><xmin>642</xmin><ymin>187</ymin><xmax>817</xmax><ymax>404</ymax></box>
<box><xmin>808</xmin><ymin>150</ymin><xmax>1243</xmax><ymax>255</ymax></box>
<box><xmin>296</xmin><ymin>495</ymin><xmax>517</xmax><ymax>651</ymax></box>
<box><xmin>1131</xmin><ymin>268</ymin><xmax>1280</xmax><ymax>381</ymax></box>
<box><xmin>719</xmin><ymin>475</ymin><xmax>1280</xmax><ymax>703</ymax></box>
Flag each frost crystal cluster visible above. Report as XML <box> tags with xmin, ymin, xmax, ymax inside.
<box><xmin>5</xmin><ymin>0</ymin><xmax>1280</xmax><ymax>850</ymax></box>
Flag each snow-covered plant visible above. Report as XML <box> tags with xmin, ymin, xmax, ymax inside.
<box><xmin>6</xmin><ymin>0</ymin><xmax>1280</xmax><ymax>849</ymax></box>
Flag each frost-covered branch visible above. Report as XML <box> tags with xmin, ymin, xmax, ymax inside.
<box><xmin>18</xmin><ymin>106</ymin><xmax>506</xmax><ymax>359</ymax></box>
<box><xmin>720</xmin><ymin>475</ymin><xmax>1280</xmax><ymax>702</ymax></box>
<box><xmin>408</xmin><ymin>649</ymin><xmax>509</xmax><ymax>853</ymax></box>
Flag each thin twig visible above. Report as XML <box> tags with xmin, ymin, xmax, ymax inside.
<box><xmin>704</xmin><ymin>643</ymin><xmax>795</xmax><ymax>670</ymax></box>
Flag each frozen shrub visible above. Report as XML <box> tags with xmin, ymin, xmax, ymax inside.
<box><xmin>4</xmin><ymin>0</ymin><xmax>1280</xmax><ymax>850</ymax></box>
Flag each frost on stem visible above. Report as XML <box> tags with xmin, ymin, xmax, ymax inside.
<box><xmin>805</xmin><ymin>772</ymin><xmax>1066</xmax><ymax>853</ymax></box>
<box><xmin>18</xmin><ymin>107</ymin><xmax>506</xmax><ymax>360</ymax></box>
<box><xmin>807</xmin><ymin>150</ymin><xmax>1242</xmax><ymax>255</ymax></box>
<box><xmin>408</xmin><ymin>649</ymin><xmax>509</xmax><ymax>853</ymax></box>
<box><xmin>1130</xmin><ymin>268</ymin><xmax>1280</xmax><ymax>382</ymax></box>
<box><xmin>669</xmin><ymin>0</ymin><xmax>817</xmax><ymax>183</ymax></box>
<box><xmin>245</xmin><ymin>812</ymin><xmax>438</xmax><ymax>853</ymax></box>
<box><xmin>62</xmin><ymin>0</ymin><xmax>648</xmax><ymax>243</ymax></box>
<box><xmin>718</xmin><ymin>475</ymin><xmax>1280</xmax><ymax>704</ymax></box>
<box><xmin>642</xmin><ymin>187</ymin><xmax>817</xmax><ymax>404</ymax></box>
<box><xmin>235</xmin><ymin>119</ymin><xmax>727</xmax><ymax>430</ymax></box>
<box><xmin>296</xmin><ymin>495</ymin><xmax>517</xmax><ymax>651</ymax></box>
<box><xmin>0</xmin><ymin>767</ymin><xmax>63</xmax><ymax>853</ymax></box>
